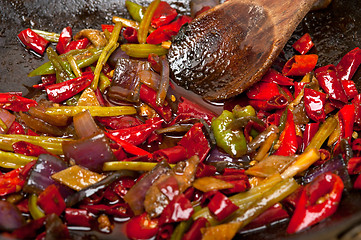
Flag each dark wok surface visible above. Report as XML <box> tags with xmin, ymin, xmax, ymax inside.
<box><xmin>0</xmin><ymin>0</ymin><xmax>361</xmax><ymax>239</ymax></box>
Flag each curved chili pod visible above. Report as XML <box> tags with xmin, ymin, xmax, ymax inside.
<box><xmin>282</xmin><ymin>54</ymin><xmax>318</xmax><ymax>76</ymax></box>
<box><xmin>336</xmin><ymin>47</ymin><xmax>361</xmax><ymax>81</ymax></box>
<box><xmin>261</xmin><ymin>69</ymin><xmax>294</xmax><ymax>86</ymax></box>
<box><xmin>303</xmin><ymin>88</ymin><xmax>327</xmax><ymax>122</ymax></box>
<box><xmin>292</xmin><ymin>33</ymin><xmax>314</xmax><ymax>55</ymax></box>
<box><xmin>274</xmin><ymin>109</ymin><xmax>298</xmax><ymax>156</ymax></box>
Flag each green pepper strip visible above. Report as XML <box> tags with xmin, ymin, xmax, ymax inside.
<box><xmin>125</xmin><ymin>0</ymin><xmax>145</xmax><ymax>22</ymax></box>
<box><xmin>32</xmin><ymin>29</ymin><xmax>60</xmax><ymax>42</ymax></box>
<box><xmin>0</xmin><ymin>150</ymin><xmax>37</xmax><ymax>169</ymax></box>
<box><xmin>90</xmin><ymin>66</ymin><xmax>111</xmax><ymax>93</ymax></box>
<box><xmin>91</xmin><ymin>22</ymin><xmax>122</xmax><ymax>90</ymax></box>
<box><xmin>193</xmin><ymin>174</ymin><xmax>283</xmax><ymax>225</ymax></box>
<box><xmin>121</xmin><ymin>43</ymin><xmax>168</xmax><ymax>58</ymax></box>
<box><xmin>137</xmin><ymin>0</ymin><xmax>160</xmax><ymax>44</ymax></box>
<box><xmin>103</xmin><ymin>161</ymin><xmax>175</xmax><ymax>172</ymax></box>
<box><xmin>28</xmin><ymin>48</ymin><xmax>103</xmax><ymax>77</ymax></box>
<box><xmin>47</xmin><ymin>47</ymin><xmax>75</xmax><ymax>83</ymax></box>
<box><xmin>45</xmin><ymin>106</ymin><xmax>137</xmax><ymax>117</ymax></box>
<box><xmin>29</xmin><ymin>194</ymin><xmax>45</xmax><ymax>220</ymax></box>
<box><xmin>67</xmin><ymin>55</ymin><xmax>82</xmax><ymax>78</ymax></box>
<box><xmin>0</xmin><ymin>134</ymin><xmax>72</xmax><ymax>155</ymax></box>
<box><xmin>305</xmin><ymin>116</ymin><xmax>338</xmax><ymax>151</ymax></box>
<box><xmin>112</xmin><ymin>16</ymin><xmax>155</xmax><ymax>33</ymax></box>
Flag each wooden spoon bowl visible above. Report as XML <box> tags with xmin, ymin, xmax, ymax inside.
<box><xmin>168</xmin><ymin>0</ymin><xmax>317</xmax><ymax>101</ymax></box>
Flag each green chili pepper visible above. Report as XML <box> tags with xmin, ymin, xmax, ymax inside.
<box><xmin>121</xmin><ymin>43</ymin><xmax>168</xmax><ymax>58</ymax></box>
<box><xmin>232</xmin><ymin>105</ymin><xmax>256</xmax><ymax>118</ymax></box>
<box><xmin>211</xmin><ymin>108</ymin><xmax>250</xmax><ymax>158</ymax></box>
<box><xmin>29</xmin><ymin>194</ymin><xmax>45</xmax><ymax>220</ymax></box>
<box><xmin>103</xmin><ymin>161</ymin><xmax>175</xmax><ymax>171</ymax></box>
<box><xmin>90</xmin><ymin>66</ymin><xmax>111</xmax><ymax>93</ymax></box>
<box><xmin>32</xmin><ymin>29</ymin><xmax>60</xmax><ymax>42</ymax></box>
<box><xmin>45</xmin><ymin>106</ymin><xmax>137</xmax><ymax>117</ymax></box>
<box><xmin>137</xmin><ymin>0</ymin><xmax>160</xmax><ymax>44</ymax></box>
<box><xmin>125</xmin><ymin>0</ymin><xmax>145</xmax><ymax>22</ymax></box>
<box><xmin>0</xmin><ymin>150</ymin><xmax>37</xmax><ymax>169</ymax></box>
<box><xmin>67</xmin><ymin>55</ymin><xmax>82</xmax><ymax>78</ymax></box>
<box><xmin>46</xmin><ymin>47</ymin><xmax>73</xmax><ymax>83</ymax></box>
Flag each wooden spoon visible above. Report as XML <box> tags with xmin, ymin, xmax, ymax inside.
<box><xmin>168</xmin><ymin>0</ymin><xmax>318</xmax><ymax>101</ymax></box>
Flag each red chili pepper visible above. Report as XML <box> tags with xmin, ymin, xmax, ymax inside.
<box><xmin>353</xmin><ymin>174</ymin><xmax>361</xmax><ymax>189</ymax></box>
<box><xmin>266</xmin><ymin>112</ymin><xmax>281</xmax><ymax>127</ymax></box>
<box><xmin>156</xmin><ymin>224</ymin><xmax>174</xmax><ymax>240</ymax></box>
<box><xmin>17</xmin><ymin>28</ymin><xmax>49</xmax><ymax>55</ymax></box>
<box><xmin>123</xmin><ymin>27</ymin><xmax>138</xmax><ymax>43</ymax></box>
<box><xmin>183</xmin><ymin>217</ymin><xmax>209</xmax><ymax>240</ymax></box>
<box><xmin>12</xmin><ymin>141</ymin><xmax>50</xmax><ymax>157</ymax></box>
<box><xmin>336</xmin><ymin>47</ymin><xmax>361</xmax><ymax>81</ymax></box>
<box><xmin>151</xmin><ymin>1</ymin><xmax>178</xmax><ymax>28</ymax></box>
<box><xmin>246</xmin><ymin>82</ymin><xmax>281</xmax><ymax>101</ymax></box>
<box><xmin>139</xmin><ymin>85</ymin><xmax>173</xmax><ymax>122</ymax></box>
<box><xmin>315</xmin><ymin>64</ymin><xmax>349</xmax><ymax>104</ymax></box>
<box><xmin>37</xmin><ymin>184</ymin><xmax>66</xmax><ymax>216</ymax></box>
<box><xmin>97</xmin><ymin>115</ymin><xmax>142</xmax><ymax>130</ymax></box>
<box><xmin>249</xmin><ymin>94</ymin><xmax>288</xmax><ymax>111</ymax></box>
<box><xmin>153</xmin><ymin>145</ymin><xmax>187</xmax><ymax>163</ymax></box>
<box><xmin>338</xmin><ymin>104</ymin><xmax>355</xmax><ymax>144</ymax></box>
<box><xmin>287</xmin><ymin>172</ymin><xmax>344</xmax><ymax>234</ymax></box>
<box><xmin>94</xmin><ymin>88</ymin><xmax>108</xmax><ymax>106</ymax></box>
<box><xmin>0</xmin><ymin>93</ymin><xmax>38</xmax><ymax>112</ymax></box>
<box><xmin>125</xmin><ymin>213</ymin><xmax>159</xmax><ymax>240</ymax></box>
<box><xmin>213</xmin><ymin>170</ymin><xmax>250</xmax><ymax>194</ymax></box>
<box><xmin>157</xmin><ymin>175</ymin><xmax>179</xmax><ymax>201</ymax></box>
<box><xmin>56</xmin><ymin>26</ymin><xmax>72</xmax><ymax>54</ymax></box>
<box><xmin>294</xmin><ymin>82</ymin><xmax>307</xmax><ymax>98</ymax></box>
<box><xmin>261</xmin><ymin>69</ymin><xmax>294</xmax><ymax>86</ymax></box>
<box><xmin>352</xmin><ymin>138</ymin><xmax>361</xmax><ymax>157</ymax></box>
<box><xmin>341</xmin><ymin>80</ymin><xmax>359</xmax><ymax>100</ymax></box>
<box><xmin>348</xmin><ymin>157</ymin><xmax>361</xmax><ymax>175</ymax></box>
<box><xmin>159</xmin><ymin>193</ymin><xmax>194</xmax><ymax>224</ymax></box>
<box><xmin>33</xmin><ymin>74</ymin><xmax>57</xmax><ymax>89</ymax></box>
<box><xmin>101</xmin><ymin>24</ymin><xmax>114</xmax><ymax>32</ymax></box>
<box><xmin>352</xmin><ymin>95</ymin><xmax>361</xmax><ymax>131</ymax></box>
<box><xmin>65</xmin><ymin>208</ymin><xmax>92</xmax><ymax>227</ymax></box>
<box><xmin>104</xmin><ymin>132</ymin><xmax>153</xmax><ymax>158</ymax></box>
<box><xmin>177</xmin><ymin>97</ymin><xmax>217</xmax><ymax>126</ymax></box>
<box><xmin>303</xmin><ymin>88</ymin><xmax>327</xmax><ymax>122</ymax></box>
<box><xmin>107</xmin><ymin>118</ymin><xmax>163</xmax><ymax>146</ymax></box>
<box><xmin>147</xmin><ymin>16</ymin><xmax>192</xmax><ymax>44</ymax></box>
<box><xmin>45</xmin><ymin>72</ymin><xmax>94</xmax><ymax>103</ymax></box>
<box><xmin>208</xmin><ymin>192</ymin><xmax>239</xmax><ymax>221</ymax></box>
<box><xmin>105</xmin><ymin>203</ymin><xmax>134</xmax><ymax>218</ymax></box>
<box><xmin>64</xmin><ymin>38</ymin><xmax>90</xmax><ymax>53</ymax></box>
<box><xmin>302</xmin><ymin>122</ymin><xmax>320</xmax><ymax>152</ymax></box>
<box><xmin>282</xmin><ymin>54</ymin><xmax>318</xmax><ymax>76</ymax></box>
<box><xmin>0</xmin><ymin>167</ymin><xmax>25</xmax><ymax>196</ymax></box>
<box><xmin>274</xmin><ymin>109</ymin><xmax>298</xmax><ymax>156</ymax></box>
<box><xmin>292</xmin><ymin>33</ymin><xmax>314</xmax><ymax>55</ymax></box>
<box><xmin>178</xmin><ymin>122</ymin><xmax>210</xmax><ymax>162</ymax></box>
<box><xmin>196</xmin><ymin>163</ymin><xmax>217</xmax><ymax>178</ymax></box>
<box><xmin>246</xmin><ymin>203</ymin><xmax>289</xmax><ymax>229</ymax></box>
<box><xmin>113</xmin><ymin>177</ymin><xmax>136</xmax><ymax>199</ymax></box>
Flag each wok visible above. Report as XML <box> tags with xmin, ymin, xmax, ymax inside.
<box><xmin>0</xmin><ymin>0</ymin><xmax>361</xmax><ymax>239</ymax></box>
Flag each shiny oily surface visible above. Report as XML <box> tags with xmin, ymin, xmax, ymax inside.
<box><xmin>1</xmin><ymin>0</ymin><xmax>361</xmax><ymax>239</ymax></box>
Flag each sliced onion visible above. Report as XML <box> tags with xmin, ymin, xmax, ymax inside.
<box><xmin>0</xmin><ymin>109</ymin><xmax>15</xmax><ymax>133</ymax></box>
<box><xmin>156</xmin><ymin>56</ymin><xmax>170</xmax><ymax>106</ymax></box>
<box><xmin>23</xmin><ymin>154</ymin><xmax>75</xmax><ymax>200</ymax></box>
<box><xmin>138</xmin><ymin>70</ymin><xmax>161</xmax><ymax>90</ymax></box>
<box><xmin>73</xmin><ymin>110</ymin><xmax>100</xmax><ymax>138</ymax></box>
<box><xmin>0</xmin><ymin>200</ymin><xmax>25</xmax><ymax>231</ymax></box>
<box><xmin>19</xmin><ymin>112</ymin><xmax>64</xmax><ymax>136</ymax></box>
<box><xmin>62</xmin><ymin>132</ymin><xmax>115</xmax><ymax>172</ymax></box>
<box><xmin>28</xmin><ymin>100</ymin><xmax>69</xmax><ymax>127</ymax></box>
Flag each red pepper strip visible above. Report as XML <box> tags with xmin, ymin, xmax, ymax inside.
<box><xmin>45</xmin><ymin>72</ymin><xmax>94</xmax><ymax>103</ymax></box>
<box><xmin>246</xmin><ymin>82</ymin><xmax>281</xmax><ymax>100</ymax></box>
<box><xmin>37</xmin><ymin>184</ymin><xmax>66</xmax><ymax>216</ymax></box>
<box><xmin>353</xmin><ymin>174</ymin><xmax>361</xmax><ymax>189</ymax></box>
<box><xmin>342</xmin><ymin>80</ymin><xmax>359</xmax><ymax>100</ymax></box>
<box><xmin>352</xmin><ymin>95</ymin><xmax>361</xmax><ymax>131</ymax></box>
<box><xmin>287</xmin><ymin>172</ymin><xmax>344</xmax><ymax>234</ymax></box>
<box><xmin>140</xmin><ymin>85</ymin><xmax>173</xmax><ymax>122</ymax></box>
<box><xmin>105</xmin><ymin>203</ymin><xmax>134</xmax><ymax>218</ymax></box>
<box><xmin>282</xmin><ymin>186</ymin><xmax>304</xmax><ymax>212</ymax></box>
<box><xmin>94</xmin><ymin>88</ymin><xmax>108</xmax><ymax>106</ymax></box>
<box><xmin>294</xmin><ymin>82</ymin><xmax>307</xmax><ymax>98</ymax></box>
<box><xmin>125</xmin><ymin>213</ymin><xmax>159</xmax><ymax>240</ymax></box>
<box><xmin>17</xmin><ymin>28</ymin><xmax>49</xmax><ymax>55</ymax></box>
<box><xmin>249</xmin><ymin>94</ymin><xmax>288</xmax><ymax>111</ymax></box>
<box><xmin>315</xmin><ymin>64</ymin><xmax>349</xmax><ymax>103</ymax></box>
<box><xmin>64</xmin><ymin>38</ymin><xmax>90</xmax><ymax>53</ymax></box>
<box><xmin>151</xmin><ymin>1</ymin><xmax>178</xmax><ymax>28</ymax></box>
<box><xmin>302</xmin><ymin>122</ymin><xmax>320</xmax><ymax>152</ymax></box>
<box><xmin>266</xmin><ymin>112</ymin><xmax>281</xmax><ymax>127</ymax></box>
<box><xmin>338</xmin><ymin>104</ymin><xmax>355</xmax><ymax>144</ymax></box>
<box><xmin>56</xmin><ymin>26</ymin><xmax>72</xmax><ymax>54</ymax></box>
<box><xmin>274</xmin><ymin>109</ymin><xmax>298</xmax><ymax>156</ymax></box>
<box><xmin>282</xmin><ymin>54</ymin><xmax>318</xmax><ymax>76</ymax></box>
<box><xmin>97</xmin><ymin>115</ymin><xmax>142</xmax><ymax>130</ymax></box>
<box><xmin>304</xmin><ymin>88</ymin><xmax>327</xmax><ymax>122</ymax></box>
<box><xmin>213</xmin><ymin>172</ymin><xmax>250</xmax><ymax>194</ymax></box>
<box><xmin>0</xmin><ymin>93</ymin><xmax>38</xmax><ymax>112</ymax></box>
<box><xmin>246</xmin><ymin>203</ymin><xmax>289</xmax><ymax>229</ymax></box>
<box><xmin>159</xmin><ymin>193</ymin><xmax>194</xmax><ymax>224</ymax></box>
<box><xmin>101</xmin><ymin>24</ymin><xmax>114</xmax><ymax>33</ymax></box>
<box><xmin>157</xmin><ymin>224</ymin><xmax>174</xmax><ymax>240</ymax></box>
<box><xmin>107</xmin><ymin>118</ymin><xmax>163</xmax><ymax>146</ymax></box>
<box><xmin>157</xmin><ymin>175</ymin><xmax>179</xmax><ymax>201</ymax></box>
<box><xmin>183</xmin><ymin>217</ymin><xmax>209</xmax><ymax>240</ymax></box>
<box><xmin>65</xmin><ymin>208</ymin><xmax>91</xmax><ymax>227</ymax></box>
<box><xmin>12</xmin><ymin>141</ymin><xmax>51</xmax><ymax>157</ymax></box>
<box><xmin>352</xmin><ymin>138</ymin><xmax>361</xmax><ymax>157</ymax></box>
<box><xmin>196</xmin><ymin>163</ymin><xmax>217</xmax><ymax>178</ymax></box>
<box><xmin>33</xmin><ymin>74</ymin><xmax>57</xmax><ymax>89</ymax></box>
<box><xmin>208</xmin><ymin>192</ymin><xmax>239</xmax><ymax>221</ymax></box>
<box><xmin>336</xmin><ymin>47</ymin><xmax>361</xmax><ymax>81</ymax></box>
<box><xmin>176</xmin><ymin>97</ymin><xmax>217</xmax><ymax>126</ymax></box>
<box><xmin>104</xmin><ymin>131</ymin><xmax>153</xmax><ymax>158</ymax></box>
<box><xmin>178</xmin><ymin>122</ymin><xmax>210</xmax><ymax>162</ymax></box>
<box><xmin>147</xmin><ymin>16</ymin><xmax>192</xmax><ymax>44</ymax></box>
<box><xmin>261</xmin><ymin>69</ymin><xmax>294</xmax><ymax>86</ymax></box>
<box><xmin>223</xmin><ymin>168</ymin><xmax>245</xmax><ymax>175</ymax></box>
<box><xmin>0</xmin><ymin>167</ymin><xmax>25</xmax><ymax>196</ymax></box>
<box><xmin>114</xmin><ymin>177</ymin><xmax>136</xmax><ymax>198</ymax></box>
<box><xmin>123</xmin><ymin>27</ymin><xmax>138</xmax><ymax>43</ymax></box>
<box><xmin>153</xmin><ymin>145</ymin><xmax>188</xmax><ymax>163</ymax></box>
<box><xmin>348</xmin><ymin>157</ymin><xmax>361</xmax><ymax>175</ymax></box>
<box><xmin>292</xmin><ymin>33</ymin><xmax>314</xmax><ymax>55</ymax></box>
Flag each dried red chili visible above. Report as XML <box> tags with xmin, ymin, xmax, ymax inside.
<box><xmin>303</xmin><ymin>88</ymin><xmax>327</xmax><ymax>122</ymax></box>
<box><xmin>208</xmin><ymin>192</ymin><xmax>239</xmax><ymax>221</ymax></box>
<box><xmin>338</xmin><ymin>104</ymin><xmax>355</xmax><ymax>144</ymax></box>
<box><xmin>159</xmin><ymin>194</ymin><xmax>194</xmax><ymax>224</ymax></box>
<box><xmin>56</xmin><ymin>26</ymin><xmax>72</xmax><ymax>54</ymax></box>
<box><xmin>302</xmin><ymin>122</ymin><xmax>320</xmax><ymax>152</ymax></box>
<box><xmin>274</xmin><ymin>109</ymin><xmax>298</xmax><ymax>156</ymax></box>
<box><xmin>177</xmin><ymin>97</ymin><xmax>217</xmax><ymax>126</ymax></box>
<box><xmin>12</xmin><ymin>141</ymin><xmax>50</xmax><ymax>157</ymax></box>
<box><xmin>0</xmin><ymin>93</ymin><xmax>38</xmax><ymax>112</ymax></box>
<box><xmin>37</xmin><ymin>184</ymin><xmax>66</xmax><ymax>216</ymax></box>
<box><xmin>64</xmin><ymin>38</ymin><xmax>89</xmax><ymax>53</ymax></box>
<box><xmin>123</xmin><ymin>27</ymin><xmax>138</xmax><ymax>43</ymax></box>
<box><xmin>17</xmin><ymin>28</ymin><xmax>49</xmax><ymax>55</ymax></box>
<box><xmin>336</xmin><ymin>47</ymin><xmax>361</xmax><ymax>81</ymax></box>
<box><xmin>292</xmin><ymin>33</ymin><xmax>314</xmax><ymax>55</ymax></box>
<box><xmin>261</xmin><ymin>69</ymin><xmax>294</xmax><ymax>86</ymax></box>
<box><xmin>65</xmin><ymin>208</ymin><xmax>92</xmax><ymax>227</ymax></box>
<box><xmin>282</xmin><ymin>54</ymin><xmax>318</xmax><ymax>76</ymax></box>
<box><xmin>183</xmin><ymin>217</ymin><xmax>209</xmax><ymax>240</ymax></box>
<box><xmin>153</xmin><ymin>145</ymin><xmax>188</xmax><ymax>164</ymax></box>
<box><xmin>151</xmin><ymin>1</ymin><xmax>178</xmax><ymax>28</ymax></box>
